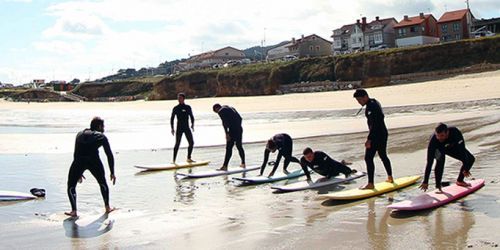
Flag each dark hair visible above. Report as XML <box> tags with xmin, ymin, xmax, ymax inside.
<box><xmin>178</xmin><ymin>92</ymin><xmax>186</xmax><ymax>98</ymax></box>
<box><xmin>266</xmin><ymin>139</ymin><xmax>276</xmax><ymax>151</ymax></box>
<box><xmin>353</xmin><ymin>88</ymin><xmax>368</xmax><ymax>98</ymax></box>
<box><xmin>435</xmin><ymin>123</ymin><xmax>448</xmax><ymax>133</ymax></box>
<box><xmin>212</xmin><ymin>103</ymin><xmax>221</xmax><ymax>112</ymax></box>
<box><xmin>302</xmin><ymin>147</ymin><xmax>313</xmax><ymax>155</ymax></box>
<box><xmin>90</xmin><ymin>117</ymin><xmax>104</xmax><ymax>131</ymax></box>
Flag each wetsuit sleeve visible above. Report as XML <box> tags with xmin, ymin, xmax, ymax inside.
<box><xmin>367</xmin><ymin>101</ymin><xmax>384</xmax><ymax>140</ymax></box>
<box><xmin>423</xmin><ymin>136</ymin><xmax>437</xmax><ymax>184</ymax></box>
<box><xmin>188</xmin><ymin>106</ymin><xmax>194</xmax><ymax>127</ymax></box>
<box><xmin>170</xmin><ymin>107</ymin><xmax>176</xmax><ymax>130</ymax></box>
<box><xmin>300</xmin><ymin>157</ymin><xmax>312</xmax><ymax>180</ymax></box>
<box><xmin>260</xmin><ymin>149</ymin><xmax>270</xmax><ymax>175</ymax></box>
<box><xmin>102</xmin><ymin>137</ymin><xmax>115</xmax><ymax>175</ymax></box>
<box><xmin>73</xmin><ymin>134</ymin><xmax>79</xmax><ymax>159</ymax></box>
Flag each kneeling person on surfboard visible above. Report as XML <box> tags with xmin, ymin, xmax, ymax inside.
<box><xmin>353</xmin><ymin>89</ymin><xmax>393</xmax><ymax>189</ymax></box>
<box><xmin>300</xmin><ymin>147</ymin><xmax>356</xmax><ymax>182</ymax></box>
<box><xmin>260</xmin><ymin>133</ymin><xmax>300</xmax><ymax>177</ymax></box>
<box><xmin>420</xmin><ymin>123</ymin><xmax>475</xmax><ymax>192</ymax></box>
<box><xmin>65</xmin><ymin>117</ymin><xmax>116</xmax><ymax>217</ymax></box>
<box><xmin>170</xmin><ymin>93</ymin><xmax>195</xmax><ymax>163</ymax></box>
<box><xmin>213</xmin><ymin>104</ymin><xmax>246</xmax><ymax>171</ymax></box>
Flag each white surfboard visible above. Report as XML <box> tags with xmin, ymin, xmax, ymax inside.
<box><xmin>271</xmin><ymin>172</ymin><xmax>366</xmax><ymax>192</ymax></box>
<box><xmin>176</xmin><ymin>166</ymin><xmax>260</xmax><ymax>179</ymax></box>
<box><xmin>232</xmin><ymin>169</ymin><xmax>305</xmax><ymax>184</ymax></box>
<box><xmin>0</xmin><ymin>190</ymin><xmax>37</xmax><ymax>201</ymax></box>
<box><xmin>134</xmin><ymin>160</ymin><xmax>210</xmax><ymax>171</ymax></box>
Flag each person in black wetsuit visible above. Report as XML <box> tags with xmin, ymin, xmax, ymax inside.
<box><xmin>353</xmin><ymin>88</ymin><xmax>393</xmax><ymax>189</ymax></box>
<box><xmin>213</xmin><ymin>103</ymin><xmax>245</xmax><ymax>171</ymax></box>
<box><xmin>300</xmin><ymin>147</ymin><xmax>356</xmax><ymax>182</ymax></box>
<box><xmin>419</xmin><ymin>123</ymin><xmax>475</xmax><ymax>192</ymax></box>
<box><xmin>170</xmin><ymin>93</ymin><xmax>195</xmax><ymax>163</ymax></box>
<box><xmin>259</xmin><ymin>133</ymin><xmax>300</xmax><ymax>177</ymax></box>
<box><xmin>65</xmin><ymin>117</ymin><xmax>116</xmax><ymax>217</ymax></box>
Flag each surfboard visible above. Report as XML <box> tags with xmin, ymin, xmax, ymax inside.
<box><xmin>0</xmin><ymin>191</ymin><xmax>37</xmax><ymax>201</ymax></box>
<box><xmin>321</xmin><ymin>175</ymin><xmax>421</xmax><ymax>200</ymax></box>
<box><xmin>271</xmin><ymin>172</ymin><xmax>366</xmax><ymax>192</ymax></box>
<box><xmin>134</xmin><ymin>160</ymin><xmax>210</xmax><ymax>171</ymax></box>
<box><xmin>232</xmin><ymin>169</ymin><xmax>305</xmax><ymax>184</ymax></box>
<box><xmin>176</xmin><ymin>166</ymin><xmax>260</xmax><ymax>179</ymax></box>
<box><xmin>387</xmin><ymin>179</ymin><xmax>485</xmax><ymax>211</ymax></box>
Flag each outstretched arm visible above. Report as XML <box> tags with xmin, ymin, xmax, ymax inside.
<box><xmin>300</xmin><ymin>157</ymin><xmax>312</xmax><ymax>180</ymax></box>
<box><xmin>188</xmin><ymin>106</ymin><xmax>195</xmax><ymax>130</ymax></box>
<box><xmin>260</xmin><ymin>149</ymin><xmax>270</xmax><ymax>175</ymax></box>
<box><xmin>103</xmin><ymin>137</ymin><xmax>115</xmax><ymax>184</ymax></box>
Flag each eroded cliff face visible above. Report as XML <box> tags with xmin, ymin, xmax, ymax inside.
<box><xmin>334</xmin><ymin>37</ymin><xmax>500</xmax><ymax>87</ymax></box>
<box><xmin>72</xmin><ymin>81</ymin><xmax>153</xmax><ymax>100</ymax></box>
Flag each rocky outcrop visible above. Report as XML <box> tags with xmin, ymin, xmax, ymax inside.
<box><xmin>72</xmin><ymin>80</ymin><xmax>153</xmax><ymax>101</ymax></box>
<box><xmin>10</xmin><ymin>89</ymin><xmax>75</xmax><ymax>102</ymax></box>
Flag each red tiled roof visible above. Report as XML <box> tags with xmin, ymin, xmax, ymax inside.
<box><xmin>437</xmin><ymin>9</ymin><xmax>469</xmax><ymax>23</ymax></box>
<box><xmin>394</xmin><ymin>14</ymin><xmax>432</xmax><ymax>28</ymax></box>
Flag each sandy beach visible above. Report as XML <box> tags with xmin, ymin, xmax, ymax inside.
<box><xmin>1</xmin><ymin>70</ymin><xmax>499</xmax><ymax>249</ymax></box>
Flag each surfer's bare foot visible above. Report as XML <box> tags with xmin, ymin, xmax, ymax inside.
<box><xmin>240</xmin><ymin>163</ymin><xmax>246</xmax><ymax>169</ymax></box>
<box><xmin>186</xmin><ymin>159</ymin><xmax>195</xmax><ymax>163</ymax></box>
<box><xmin>218</xmin><ymin>166</ymin><xmax>228</xmax><ymax>171</ymax></box>
<box><xmin>341</xmin><ymin>160</ymin><xmax>353</xmax><ymax>166</ymax></box>
<box><xmin>436</xmin><ymin>188</ymin><xmax>444</xmax><ymax>194</ymax></box>
<box><xmin>64</xmin><ymin>211</ymin><xmax>78</xmax><ymax>217</ymax></box>
<box><xmin>386</xmin><ymin>176</ymin><xmax>394</xmax><ymax>183</ymax></box>
<box><xmin>360</xmin><ymin>183</ymin><xmax>375</xmax><ymax>190</ymax></box>
<box><xmin>456</xmin><ymin>181</ymin><xmax>471</xmax><ymax>187</ymax></box>
<box><xmin>105</xmin><ymin>206</ymin><xmax>116</xmax><ymax>214</ymax></box>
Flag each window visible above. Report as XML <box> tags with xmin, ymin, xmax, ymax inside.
<box><xmin>225</xmin><ymin>53</ymin><xmax>229</xmax><ymax>55</ymax></box>
<box><xmin>374</xmin><ymin>33</ymin><xmax>383</xmax><ymax>42</ymax></box>
<box><xmin>309</xmin><ymin>45</ymin><xmax>314</xmax><ymax>51</ymax></box>
<box><xmin>358</xmin><ymin>37</ymin><xmax>362</xmax><ymax>42</ymax></box>
<box><xmin>398</xmin><ymin>28</ymin><xmax>407</xmax><ymax>37</ymax></box>
<box><xmin>410</xmin><ymin>26</ymin><xmax>416</xmax><ymax>32</ymax></box>
<box><xmin>352</xmin><ymin>38</ymin><xmax>356</xmax><ymax>43</ymax></box>
<box><xmin>442</xmin><ymin>24</ymin><xmax>448</xmax><ymax>33</ymax></box>
<box><xmin>422</xmin><ymin>26</ymin><xmax>425</xmax><ymax>32</ymax></box>
<box><xmin>455</xmin><ymin>34</ymin><xmax>461</xmax><ymax>40</ymax></box>
<box><xmin>316</xmin><ymin>46</ymin><xmax>320</xmax><ymax>51</ymax></box>
<box><xmin>453</xmin><ymin>23</ymin><xmax>460</xmax><ymax>32</ymax></box>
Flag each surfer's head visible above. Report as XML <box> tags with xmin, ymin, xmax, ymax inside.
<box><xmin>266</xmin><ymin>139</ymin><xmax>277</xmax><ymax>153</ymax></box>
<box><xmin>177</xmin><ymin>93</ymin><xmax>186</xmax><ymax>104</ymax></box>
<box><xmin>90</xmin><ymin>117</ymin><xmax>105</xmax><ymax>132</ymax></box>
<box><xmin>353</xmin><ymin>88</ymin><xmax>369</xmax><ymax>106</ymax></box>
<box><xmin>212</xmin><ymin>103</ymin><xmax>222</xmax><ymax>113</ymax></box>
<box><xmin>302</xmin><ymin>147</ymin><xmax>314</xmax><ymax>162</ymax></box>
<box><xmin>435</xmin><ymin>123</ymin><xmax>449</xmax><ymax>142</ymax></box>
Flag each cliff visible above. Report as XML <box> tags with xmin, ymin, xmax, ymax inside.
<box><xmin>69</xmin><ymin>36</ymin><xmax>500</xmax><ymax>101</ymax></box>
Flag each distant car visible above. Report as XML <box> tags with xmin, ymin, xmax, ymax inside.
<box><xmin>223</xmin><ymin>60</ymin><xmax>241</xmax><ymax>68</ymax></box>
<box><xmin>370</xmin><ymin>44</ymin><xmax>388</xmax><ymax>51</ymax></box>
<box><xmin>472</xmin><ymin>30</ymin><xmax>495</xmax><ymax>38</ymax></box>
<box><xmin>283</xmin><ymin>55</ymin><xmax>298</xmax><ymax>61</ymax></box>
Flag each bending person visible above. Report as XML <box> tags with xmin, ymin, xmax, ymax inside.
<box><xmin>259</xmin><ymin>133</ymin><xmax>300</xmax><ymax>177</ymax></box>
<box><xmin>419</xmin><ymin>123</ymin><xmax>475</xmax><ymax>192</ymax></box>
<box><xmin>66</xmin><ymin>117</ymin><xmax>116</xmax><ymax>217</ymax></box>
<box><xmin>170</xmin><ymin>93</ymin><xmax>195</xmax><ymax>163</ymax></box>
<box><xmin>300</xmin><ymin>147</ymin><xmax>356</xmax><ymax>182</ymax></box>
<box><xmin>213</xmin><ymin>103</ymin><xmax>245</xmax><ymax>171</ymax></box>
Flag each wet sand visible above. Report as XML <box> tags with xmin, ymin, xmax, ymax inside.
<box><xmin>1</xmin><ymin>71</ymin><xmax>500</xmax><ymax>249</ymax></box>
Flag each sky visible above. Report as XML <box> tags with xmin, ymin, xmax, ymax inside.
<box><xmin>0</xmin><ymin>0</ymin><xmax>498</xmax><ymax>84</ymax></box>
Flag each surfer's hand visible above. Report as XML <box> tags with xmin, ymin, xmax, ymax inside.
<box><xmin>110</xmin><ymin>174</ymin><xmax>116</xmax><ymax>185</ymax></box>
<box><xmin>419</xmin><ymin>183</ymin><xmax>428</xmax><ymax>191</ymax></box>
<box><xmin>365</xmin><ymin>140</ymin><xmax>371</xmax><ymax>149</ymax></box>
<box><xmin>463</xmin><ymin>170</ymin><xmax>471</xmax><ymax>178</ymax></box>
<box><xmin>171</xmin><ymin>129</ymin><xmax>175</xmax><ymax>136</ymax></box>
<box><xmin>191</xmin><ymin>125</ymin><xmax>195</xmax><ymax>132</ymax></box>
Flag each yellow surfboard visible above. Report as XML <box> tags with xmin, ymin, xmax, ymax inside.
<box><xmin>321</xmin><ymin>175</ymin><xmax>421</xmax><ymax>200</ymax></box>
<box><xmin>134</xmin><ymin>160</ymin><xmax>210</xmax><ymax>171</ymax></box>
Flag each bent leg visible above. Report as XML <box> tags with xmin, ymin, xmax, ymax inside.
<box><xmin>88</xmin><ymin>161</ymin><xmax>110</xmax><ymax>208</ymax></box>
<box><xmin>67</xmin><ymin>162</ymin><xmax>86</xmax><ymax>212</ymax></box>
<box><xmin>185</xmin><ymin>129</ymin><xmax>194</xmax><ymax>160</ymax></box>
<box><xmin>376</xmin><ymin>140</ymin><xmax>392</xmax><ymax>177</ymax></box>
<box><xmin>447</xmin><ymin>148</ymin><xmax>475</xmax><ymax>182</ymax></box>
<box><xmin>223</xmin><ymin>140</ymin><xmax>235</xmax><ymax>167</ymax></box>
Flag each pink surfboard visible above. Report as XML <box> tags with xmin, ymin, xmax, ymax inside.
<box><xmin>387</xmin><ymin>179</ymin><xmax>485</xmax><ymax>211</ymax></box>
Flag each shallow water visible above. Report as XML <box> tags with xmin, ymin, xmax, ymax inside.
<box><xmin>1</xmin><ymin>99</ymin><xmax>499</xmax><ymax>249</ymax></box>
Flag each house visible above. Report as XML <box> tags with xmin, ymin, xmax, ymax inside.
<box><xmin>332</xmin><ymin>16</ymin><xmax>397</xmax><ymax>54</ymax></box>
<box><xmin>286</xmin><ymin>34</ymin><xmax>332</xmax><ymax>58</ymax></box>
<box><xmin>394</xmin><ymin>13</ymin><xmax>439</xmax><ymax>47</ymax></box>
<box><xmin>185</xmin><ymin>46</ymin><xmax>246</xmax><ymax>70</ymax></box>
<box><xmin>363</xmin><ymin>16</ymin><xmax>398</xmax><ymax>50</ymax></box>
<box><xmin>437</xmin><ymin>9</ymin><xmax>474</xmax><ymax>42</ymax></box>
<box><xmin>266</xmin><ymin>42</ymin><xmax>294</xmax><ymax>61</ymax></box>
